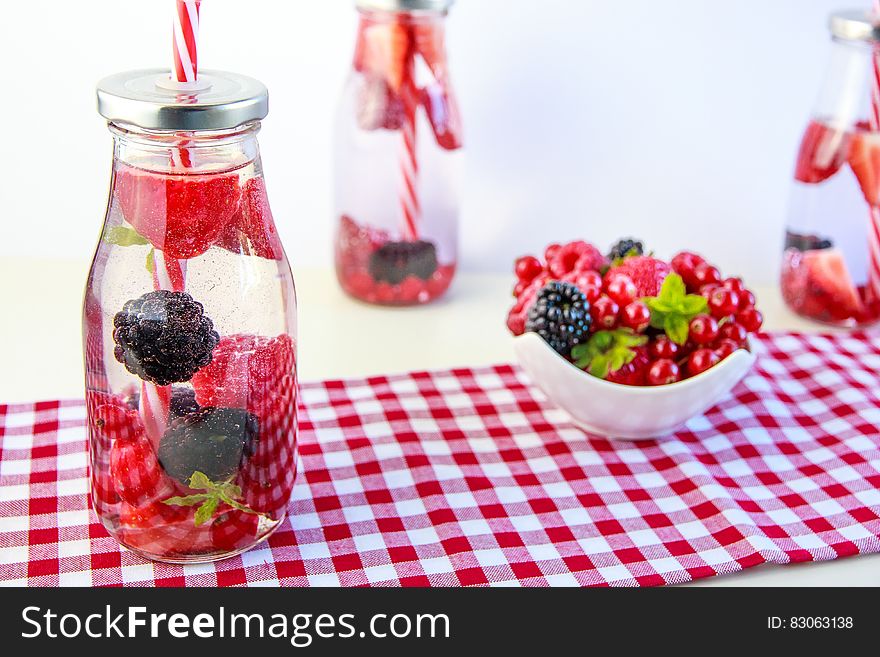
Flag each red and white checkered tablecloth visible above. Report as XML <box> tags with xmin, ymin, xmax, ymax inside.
<box><xmin>1</xmin><ymin>331</ymin><xmax>880</xmax><ymax>587</ymax></box>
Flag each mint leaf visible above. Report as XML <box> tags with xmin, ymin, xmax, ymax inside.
<box><xmin>574</xmin><ymin>330</ymin><xmax>648</xmax><ymax>380</ymax></box>
<box><xmin>664</xmin><ymin>315</ymin><xmax>690</xmax><ymax>345</ymax></box>
<box><xmin>162</xmin><ymin>471</ymin><xmax>261</xmax><ymax>527</ymax></box>
<box><xmin>644</xmin><ymin>273</ymin><xmax>708</xmax><ymax>345</ymax></box>
<box><xmin>194</xmin><ymin>496</ymin><xmax>219</xmax><ymax>526</ymax></box>
<box><xmin>163</xmin><ymin>494</ymin><xmax>210</xmax><ymax>507</ymax></box>
<box><xmin>103</xmin><ymin>225</ymin><xmax>149</xmax><ymax>247</ymax></box>
<box><xmin>145</xmin><ymin>248</ymin><xmax>155</xmax><ymax>276</ymax></box>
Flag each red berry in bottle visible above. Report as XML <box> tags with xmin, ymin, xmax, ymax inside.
<box><xmin>708</xmin><ymin>287</ymin><xmax>740</xmax><ymax>318</ymax></box>
<box><xmin>590</xmin><ymin>296</ymin><xmax>620</xmax><ymax>329</ymax></box>
<box><xmin>738</xmin><ymin>289</ymin><xmax>757</xmax><ymax>310</ymax></box>
<box><xmin>687</xmin><ymin>348</ymin><xmax>720</xmax><ymax>376</ymax></box>
<box><xmin>647</xmin><ymin>359</ymin><xmax>681</xmax><ymax>386</ymax></box>
<box><xmin>722</xmin><ymin>277</ymin><xmax>746</xmax><ymax>295</ymax></box>
<box><xmin>621</xmin><ymin>301</ymin><xmax>651</xmax><ymax>332</ymax></box>
<box><xmin>649</xmin><ymin>335</ymin><xmax>680</xmax><ymax>360</ymax></box>
<box><xmin>544</xmin><ymin>243</ymin><xmax>562</xmax><ymax>261</ymax></box>
<box><xmin>737</xmin><ymin>307</ymin><xmax>764</xmax><ymax>333</ymax></box>
<box><xmin>605</xmin><ymin>274</ymin><xmax>638</xmax><ymax>306</ymax></box>
<box><xmin>714</xmin><ymin>338</ymin><xmax>740</xmax><ymax>360</ymax></box>
<box><xmin>693</xmin><ymin>262</ymin><xmax>722</xmax><ymax>289</ymax></box>
<box><xmin>515</xmin><ymin>255</ymin><xmax>544</xmax><ymax>283</ymax></box>
<box><xmin>718</xmin><ymin>321</ymin><xmax>748</xmax><ymax>345</ymax></box>
<box><xmin>688</xmin><ymin>314</ymin><xmax>719</xmax><ymax>345</ymax></box>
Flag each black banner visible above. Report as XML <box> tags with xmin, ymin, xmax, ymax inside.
<box><xmin>1</xmin><ymin>586</ymin><xmax>872</xmax><ymax>654</ymax></box>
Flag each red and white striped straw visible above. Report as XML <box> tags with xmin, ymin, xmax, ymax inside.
<box><xmin>399</xmin><ymin>99</ymin><xmax>420</xmax><ymax>241</ymax></box>
<box><xmin>137</xmin><ymin>1</ymin><xmax>203</xmax><ymax>445</ymax></box>
<box><xmin>173</xmin><ymin>1</ymin><xmax>201</xmax><ymax>84</ymax></box>
<box><xmin>867</xmin><ymin>1</ymin><xmax>880</xmax><ymax>304</ymax></box>
<box><xmin>398</xmin><ymin>57</ymin><xmax>421</xmax><ymax>242</ymax></box>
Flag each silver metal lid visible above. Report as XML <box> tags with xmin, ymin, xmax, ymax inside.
<box><xmin>97</xmin><ymin>69</ymin><xmax>268</xmax><ymax>131</ymax></box>
<box><xmin>829</xmin><ymin>10</ymin><xmax>880</xmax><ymax>44</ymax></box>
<box><xmin>356</xmin><ymin>0</ymin><xmax>453</xmax><ymax>13</ymax></box>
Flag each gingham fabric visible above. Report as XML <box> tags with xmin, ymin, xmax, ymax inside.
<box><xmin>1</xmin><ymin>331</ymin><xmax>880</xmax><ymax>587</ymax></box>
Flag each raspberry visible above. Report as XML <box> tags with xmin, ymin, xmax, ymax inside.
<box><xmin>110</xmin><ymin>427</ymin><xmax>178</xmax><ymax>507</ymax></box>
<box><xmin>605</xmin><ymin>256</ymin><xmax>671</xmax><ymax>297</ymax></box>
<box><xmin>356</xmin><ymin>74</ymin><xmax>405</xmax><ymax>131</ymax></box>
<box><xmin>192</xmin><ymin>333</ymin><xmax>295</xmax><ymax>425</ymax></box>
<box><xmin>548</xmin><ymin>241</ymin><xmax>606</xmax><ymax>277</ymax></box>
<box><xmin>112</xmin><ymin>291</ymin><xmax>220</xmax><ymax>386</ymax></box>
<box><xmin>115</xmin><ymin>166</ymin><xmax>241</xmax><ymax>260</ymax></box>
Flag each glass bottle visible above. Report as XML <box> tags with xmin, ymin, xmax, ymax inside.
<box><xmin>85</xmin><ymin>70</ymin><xmax>298</xmax><ymax>563</ymax></box>
<box><xmin>334</xmin><ymin>0</ymin><xmax>463</xmax><ymax>305</ymax></box>
<box><xmin>782</xmin><ymin>10</ymin><xmax>880</xmax><ymax>327</ymax></box>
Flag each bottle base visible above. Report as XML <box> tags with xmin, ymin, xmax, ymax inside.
<box><xmin>110</xmin><ymin>512</ymin><xmax>288</xmax><ymax>565</ymax></box>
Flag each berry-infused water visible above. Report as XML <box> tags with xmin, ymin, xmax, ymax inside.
<box><xmin>86</xmin><ymin>72</ymin><xmax>298</xmax><ymax>563</ymax></box>
<box><xmin>334</xmin><ymin>0</ymin><xmax>462</xmax><ymax>305</ymax></box>
<box><xmin>783</xmin><ymin>118</ymin><xmax>880</xmax><ymax>326</ymax></box>
<box><xmin>781</xmin><ymin>12</ymin><xmax>880</xmax><ymax>328</ymax></box>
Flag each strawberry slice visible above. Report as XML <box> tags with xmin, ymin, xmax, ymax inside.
<box><xmin>216</xmin><ymin>177</ymin><xmax>283</xmax><ymax>260</ymax></box>
<box><xmin>357</xmin><ymin>75</ymin><xmax>406</xmax><ymax>131</ymax></box>
<box><xmin>848</xmin><ymin>128</ymin><xmax>880</xmax><ymax>207</ymax></box>
<box><xmin>412</xmin><ymin>22</ymin><xmax>446</xmax><ymax>79</ymax></box>
<box><xmin>356</xmin><ymin>21</ymin><xmax>412</xmax><ymax>92</ymax></box>
<box><xmin>803</xmin><ymin>248</ymin><xmax>864</xmax><ymax>320</ymax></box>
<box><xmin>422</xmin><ymin>82</ymin><xmax>463</xmax><ymax>151</ymax></box>
<box><xmin>795</xmin><ymin>120</ymin><xmax>851</xmax><ymax>184</ymax></box>
<box><xmin>115</xmin><ymin>166</ymin><xmax>242</xmax><ymax>260</ymax></box>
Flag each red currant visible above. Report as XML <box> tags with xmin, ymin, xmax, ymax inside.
<box><xmin>590</xmin><ymin>296</ymin><xmax>620</xmax><ymax>329</ymax></box>
<box><xmin>621</xmin><ymin>301</ymin><xmax>651</xmax><ymax>332</ymax></box>
<box><xmin>737</xmin><ymin>307</ymin><xmax>764</xmax><ymax>332</ymax></box>
<box><xmin>671</xmin><ymin>251</ymin><xmax>705</xmax><ymax>281</ymax></box>
<box><xmin>687</xmin><ymin>348</ymin><xmax>720</xmax><ymax>376</ymax></box>
<box><xmin>708</xmin><ymin>287</ymin><xmax>740</xmax><ymax>318</ymax></box>
<box><xmin>573</xmin><ymin>270</ymin><xmax>603</xmax><ymax>290</ymax></box>
<box><xmin>688</xmin><ymin>314</ymin><xmax>719</xmax><ymax>345</ymax></box>
<box><xmin>515</xmin><ymin>255</ymin><xmax>543</xmax><ymax>282</ymax></box>
<box><xmin>513</xmin><ymin>280</ymin><xmax>527</xmax><ymax>297</ymax></box>
<box><xmin>649</xmin><ymin>335</ymin><xmax>680</xmax><ymax>360</ymax></box>
<box><xmin>647</xmin><ymin>359</ymin><xmax>681</xmax><ymax>386</ymax></box>
<box><xmin>544</xmin><ymin>243</ymin><xmax>561</xmax><ymax>261</ymax></box>
<box><xmin>581</xmin><ymin>285</ymin><xmax>602</xmax><ymax>304</ymax></box>
<box><xmin>718</xmin><ymin>321</ymin><xmax>748</xmax><ymax>345</ymax></box>
<box><xmin>738</xmin><ymin>289</ymin><xmax>757</xmax><ymax>310</ymax></box>
<box><xmin>714</xmin><ymin>338</ymin><xmax>740</xmax><ymax>360</ymax></box>
<box><xmin>693</xmin><ymin>262</ymin><xmax>722</xmax><ymax>289</ymax></box>
<box><xmin>605</xmin><ymin>274</ymin><xmax>638</xmax><ymax>306</ymax></box>
<box><xmin>722</xmin><ymin>277</ymin><xmax>746</xmax><ymax>295</ymax></box>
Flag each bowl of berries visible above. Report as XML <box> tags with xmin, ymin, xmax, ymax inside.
<box><xmin>507</xmin><ymin>239</ymin><xmax>763</xmax><ymax>440</ymax></box>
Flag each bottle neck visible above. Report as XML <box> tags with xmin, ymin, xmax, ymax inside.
<box><xmin>109</xmin><ymin>121</ymin><xmax>262</xmax><ymax>175</ymax></box>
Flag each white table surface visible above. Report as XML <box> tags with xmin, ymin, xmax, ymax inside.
<box><xmin>2</xmin><ymin>256</ymin><xmax>879</xmax><ymax>586</ymax></box>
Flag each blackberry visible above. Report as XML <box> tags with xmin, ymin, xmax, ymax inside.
<box><xmin>785</xmin><ymin>231</ymin><xmax>833</xmax><ymax>252</ymax></box>
<box><xmin>369</xmin><ymin>240</ymin><xmax>438</xmax><ymax>284</ymax></box>
<box><xmin>112</xmin><ymin>290</ymin><xmax>220</xmax><ymax>386</ymax></box>
<box><xmin>608</xmin><ymin>238</ymin><xmax>644</xmax><ymax>261</ymax></box>
<box><xmin>125</xmin><ymin>385</ymin><xmax>201</xmax><ymax>419</ymax></box>
<box><xmin>158</xmin><ymin>406</ymin><xmax>258</xmax><ymax>485</ymax></box>
<box><xmin>525</xmin><ymin>281</ymin><xmax>591</xmax><ymax>356</ymax></box>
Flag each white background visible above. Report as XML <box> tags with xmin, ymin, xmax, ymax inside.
<box><xmin>0</xmin><ymin>0</ymin><xmax>853</xmax><ymax>283</ymax></box>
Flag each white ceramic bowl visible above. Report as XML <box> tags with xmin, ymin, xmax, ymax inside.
<box><xmin>513</xmin><ymin>332</ymin><xmax>756</xmax><ymax>441</ymax></box>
